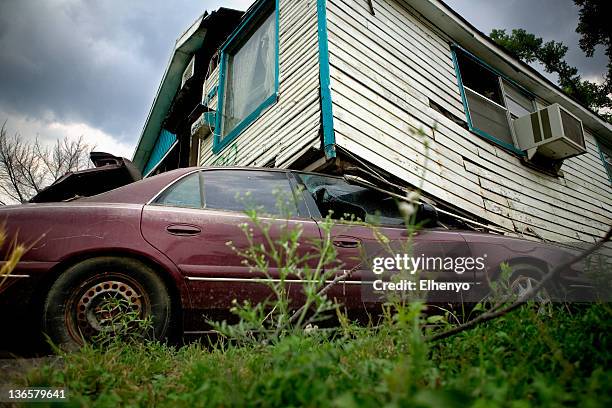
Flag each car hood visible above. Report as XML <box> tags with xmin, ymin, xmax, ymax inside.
<box><xmin>459</xmin><ymin>229</ymin><xmax>585</xmax><ymax>252</ymax></box>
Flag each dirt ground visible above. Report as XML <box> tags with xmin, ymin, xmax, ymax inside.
<box><xmin>0</xmin><ymin>353</ymin><xmax>60</xmax><ymax>387</ymax></box>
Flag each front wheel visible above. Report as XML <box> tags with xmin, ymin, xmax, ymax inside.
<box><xmin>43</xmin><ymin>257</ymin><xmax>171</xmax><ymax>350</ymax></box>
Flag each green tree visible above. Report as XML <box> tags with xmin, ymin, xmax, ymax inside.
<box><xmin>490</xmin><ymin>6</ymin><xmax>612</xmax><ymax>124</ymax></box>
<box><xmin>575</xmin><ymin>0</ymin><xmax>612</xmax><ymax>89</ymax></box>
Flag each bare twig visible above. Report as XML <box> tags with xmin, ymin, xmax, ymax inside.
<box><xmin>288</xmin><ymin>263</ymin><xmax>361</xmax><ymax>325</ymax></box>
<box><xmin>427</xmin><ymin>227</ymin><xmax>612</xmax><ymax>342</ymax></box>
<box><xmin>0</xmin><ymin>122</ymin><xmax>92</xmax><ymax>203</ymax></box>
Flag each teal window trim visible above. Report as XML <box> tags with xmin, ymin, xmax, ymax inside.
<box><xmin>202</xmin><ymin>85</ymin><xmax>218</xmax><ymax>107</ymax></box>
<box><xmin>213</xmin><ymin>0</ymin><xmax>280</xmax><ymax>154</ymax></box>
<box><xmin>451</xmin><ymin>44</ymin><xmax>532</xmax><ymax>156</ymax></box>
<box><xmin>452</xmin><ymin>44</ymin><xmax>536</xmax><ymax>99</ymax></box>
<box><xmin>595</xmin><ymin>138</ymin><xmax>612</xmax><ymax>184</ymax></box>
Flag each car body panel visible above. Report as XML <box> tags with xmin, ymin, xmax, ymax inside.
<box><xmin>0</xmin><ymin>202</ymin><xmax>192</xmax><ymax>313</ymax></box>
<box><xmin>0</xmin><ymin>166</ymin><xmax>588</xmax><ymax>345</ymax></box>
<box><xmin>141</xmin><ymin>203</ymin><xmax>327</xmax><ymax>329</ymax></box>
<box><xmin>460</xmin><ymin>230</ymin><xmax>576</xmax><ymax>279</ymax></box>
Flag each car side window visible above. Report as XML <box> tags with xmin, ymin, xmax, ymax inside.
<box><xmin>295</xmin><ymin>173</ymin><xmax>404</xmax><ymax>226</ymax></box>
<box><xmin>154</xmin><ymin>172</ymin><xmax>203</xmax><ymax>209</ymax></box>
<box><xmin>203</xmin><ymin>170</ymin><xmax>298</xmax><ymax>216</ymax></box>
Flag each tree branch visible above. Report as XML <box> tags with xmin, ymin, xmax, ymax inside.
<box><xmin>0</xmin><ymin>121</ymin><xmax>93</xmax><ymax>204</ymax></box>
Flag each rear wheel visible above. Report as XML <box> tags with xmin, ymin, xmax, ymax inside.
<box><xmin>43</xmin><ymin>257</ymin><xmax>171</xmax><ymax>350</ymax></box>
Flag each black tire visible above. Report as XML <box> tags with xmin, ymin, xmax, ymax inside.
<box><xmin>43</xmin><ymin>257</ymin><xmax>171</xmax><ymax>350</ymax></box>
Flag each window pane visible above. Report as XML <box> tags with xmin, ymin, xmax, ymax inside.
<box><xmin>155</xmin><ymin>173</ymin><xmax>202</xmax><ymax>208</ymax></box>
<box><xmin>600</xmin><ymin>143</ymin><xmax>612</xmax><ymax>179</ymax></box>
<box><xmin>457</xmin><ymin>52</ymin><xmax>505</xmax><ymax>105</ymax></box>
<box><xmin>203</xmin><ymin>170</ymin><xmax>297</xmax><ymax>216</ymax></box>
<box><xmin>503</xmin><ymin>80</ymin><xmax>534</xmax><ymax>118</ymax></box>
<box><xmin>601</xmin><ymin>144</ymin><xmax>612</xmax><ymax>166</ymax></box>
<box><xmin>465</xmin><ymin>88</ymin><xmax>513</xmax><ymax>145</ymax></box>
<box><xmin>507</xmin><ymin>97</ymin><xmax>532</xmax><ymax>119</ymax></box>
<box><xmin>296</xmin><ymin>174</ymin><xmax>405</xmax><ymax>226</ymax></box>
<box><xmin>222</xmin><ymin>11</ymin><xmax>276</xmax><ymax>138</ymax></box>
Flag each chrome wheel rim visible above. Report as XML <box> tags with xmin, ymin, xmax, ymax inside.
<box><xmin>510</xmin><ymin>275</ymin><xmax>552</xmax><ymax>314</ymax></box>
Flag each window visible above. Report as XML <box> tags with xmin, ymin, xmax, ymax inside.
<box><xmin>598</xmin><ymin>142</ymin><xmax>612</xmax><ymax>183</ymax></box>
<box><xmin>203</xmin><ymin>170</ymin><xmax>297</xmax><ymax>216</ymax></box>
<box><xmin>214</xmin><ymin>1</ymin><xmax>278</xmax><ymax>153</ymax></box>
<box><xmin>295</xmin><ymin>174</ymin><xmax>406</xmax><ymax>226</ymax></box>
<box><xmin>155</xmin><ymin>172</ymin><xmax>203</xmax><ymax>209</ymax></box>
<box><xmin>504</xmin><ymin>80</ymin><xmax>535</xmax><ymax>119</ymax></box>
<box><xmin>453</xmin><ymin>47</ymin><xmax>536</xmax><ymax>153</ymax></box>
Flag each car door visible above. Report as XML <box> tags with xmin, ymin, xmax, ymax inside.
<box><xmin>140</xmin><ymin>169</ymin><xmax>323</xmax><ymax>331</ymax></box>
<box><xmin>292</xmin><ymin>172</ymin><xmax>474</xmax><ymax>314</ymax></box>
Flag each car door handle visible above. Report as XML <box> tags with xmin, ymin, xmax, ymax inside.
<box><xmin>333</xmin><ymin>239</ymin><xmax>360</xmax><ymax>248</ymax></box>
<box><xmin>166</xmin><ymin>225</ymin><xmax>201</xmax><ymax>236</ymax></box>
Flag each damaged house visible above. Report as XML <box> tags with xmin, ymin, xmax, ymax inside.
<box><xmin>132</xmin><ymin>0</ymin><xmax>612</xmax><ymax>244</ymax></box>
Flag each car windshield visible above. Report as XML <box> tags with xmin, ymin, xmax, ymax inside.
<box><xmin>295</xmin><ymin>173</ymin><xmax>405</xmax><ymax>226</ymax></box>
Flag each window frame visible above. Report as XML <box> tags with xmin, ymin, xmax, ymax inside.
<box><xmin>200</xmin><ymin>169</ymin><xmax>305</xmax><ymax>217</ymax></box>
<box><xmin>596</xmin><ymin>139</ymin><xmax>612</xmax><ymax>185</ymax></box>
<box><xmin>213</xmin><ymin>0</ymin><xmax>280</xmax><ymax>154</ymax></box>
<box><xmin>451</xmin><ymin>45</ymin><xmax>537</xmax><ymax>156</ymax></box>
<box><xmin>151</xmin><ymin>171</ymin><xmax>205</xmax><ymax>209</ymax></box>
<box><xmin>149</xmin><ymin>169</ymin><xmax>312</xmax><ymax>218</ymax></box>
<box><xmin>292</xmin><ymin>172</ymin><xmax>409</xmax><ymax>228</ymax></box>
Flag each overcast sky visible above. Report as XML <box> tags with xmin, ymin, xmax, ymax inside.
<box><xmin>0</xmin><ymin>0</ymin><xmax>607</xmax><ymax>159</ymax></box>
<box><xmin>444</xmin><ymin>0</ymin><xmax>608</xmax><ymax>82</ymax></box>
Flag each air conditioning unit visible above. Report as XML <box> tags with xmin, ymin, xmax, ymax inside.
<box><xmin>191</xmin><ymin>111</ymin><xmax>216</xmax><ymax>138</ymax></box>
<box><xmin>513</xmin><ymin>103</ymin><xmax>586</xmax><ymax>160</ymax></box>
<box><xmin>181</xmin><ymin>56</ymin><xmax>195</xmax><ymax>89</ymax></box>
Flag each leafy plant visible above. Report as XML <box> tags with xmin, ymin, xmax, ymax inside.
<box><xmin>18</xmin><ymin>303</ymin><xmax>611</xmax><ymax>407</ymax></box>
<box><xmin>0</xmin><ymin>227</ymin><xmax>27</xmax><ymax>291</ymax></box>
<box><xmin>90</xmin><ymin>297</ymin><xmax>154</xmax><ymax>348</ymax></box>
<box><xmin>208</xmin><ymin>191</ymin><xmax>342</xmax><ymax>345</ymax></box>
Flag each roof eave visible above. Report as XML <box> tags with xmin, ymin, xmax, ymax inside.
<box><xmin>131</xmin><ymin>13</ymin><xmax>211</xmax><ymax>170</ymax></box>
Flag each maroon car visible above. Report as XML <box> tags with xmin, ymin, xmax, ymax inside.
<box><xmin>0</xmin><ymin>167</ymin><xmax>586</xmax><ymax>349</ymax></box>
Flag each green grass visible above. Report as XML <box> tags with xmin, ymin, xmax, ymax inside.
<box><xmin>22</xmin><ymin>303</ymin><xmax>611</xmax><ymax>407</ymax></box>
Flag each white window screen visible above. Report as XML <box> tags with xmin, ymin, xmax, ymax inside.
<box><xmin>465</xmin><ymin>87</ymin><xmax>514</xmax><ymax>145</ymax></box>
<box><xmin>457</xmin><ymin>52</ymin><xmax>515</xmax><ymax>145</ymax></box>
<box><xmin>222</xmin><ymin>11</ymin><xmax>276</xmax><ymax>138</ymax></box>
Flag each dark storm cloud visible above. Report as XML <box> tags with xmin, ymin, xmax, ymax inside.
<box><xmin>444</xmin><ymin>0</ymin><xmax>608</xmax><ymax>81</ymax></box>
<box><xmin>0</xmin><ymin>0</ymin><xmax>248</xmax><ymax>143</ymax></box>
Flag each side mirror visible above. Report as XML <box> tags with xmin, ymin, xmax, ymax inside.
<box><xmin>417</xmin><ymin>202</ymin><xmax>438</xmax><ymax>227</ymax></box>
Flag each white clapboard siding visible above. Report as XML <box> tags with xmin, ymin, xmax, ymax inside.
<box><xmin>329</xmin><ymin>45</ymin><xmax>611</xmax><ymax>219</ymax></box>
<box><xmin>199</xmin><ymin>0</ymin><xmax>321</xmax><ymax>169</ymax></box>
<box><xmin>327</xmin><ymin>0</ymin><xmax>612</xmax><ymax>243</ymax></box>
<box><xmin>328</xmin><ymin>0</ymin><xmax>465</xmax><ymax>120</ymax></box>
